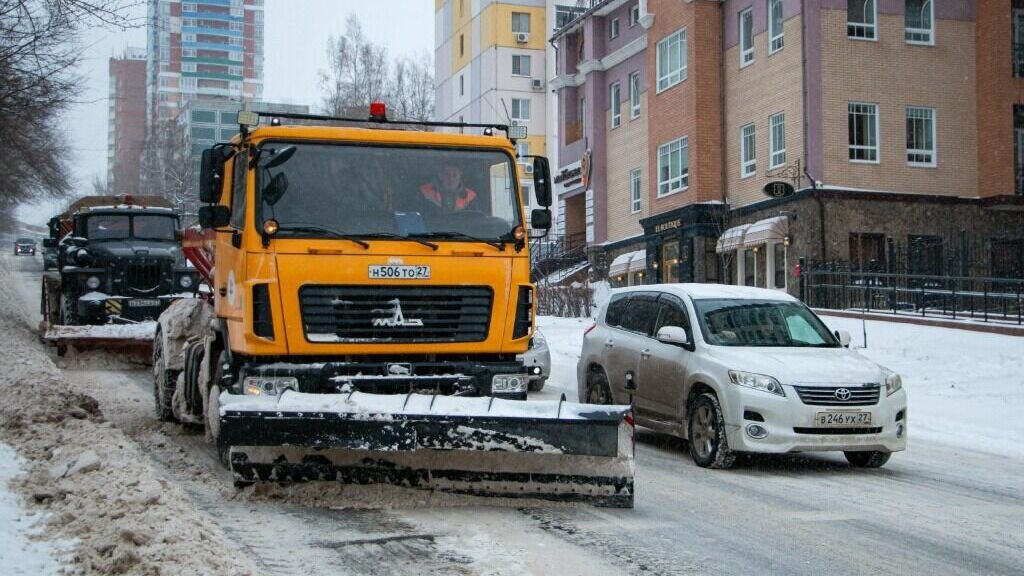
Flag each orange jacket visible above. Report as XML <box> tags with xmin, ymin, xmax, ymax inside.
<box><xmin>420</xmin><ymin>183</ymin><xmax>477</xmax><ymax>210</ymax></box>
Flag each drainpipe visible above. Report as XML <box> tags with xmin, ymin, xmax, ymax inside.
<box><xmin>800</xmin><ymin>0</ymin><xmax>826</xmax><ymax>263</ymax></box>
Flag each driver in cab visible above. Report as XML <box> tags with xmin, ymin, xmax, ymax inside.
<box><xmin>419</xmin><ymin>163</ymin><xmax>478</xmax><ymax>213</ymax></box>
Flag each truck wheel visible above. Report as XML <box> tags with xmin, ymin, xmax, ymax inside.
<box><xmin>844</xmin><ymin>451</ymin><xmax>891</xmax><ymax>468</ymax></box>
<box><xmin>205</xmin><ymin>351</ymin><xmax>230</xmax><ymax>467</ymax></box>
<box><xmin>152</xmin><ymin>335</ymin><xmax>176</xmax><ymax>422</ymax></box>
<box><xmin>586</xmin><ymin>369</ymin><xmax>612</xmax><ymax>405</ymax></box>
<box><xmin>687</xmin><ymin>393</ymin><xmax>736</xmax><ymax>469</ymax></box>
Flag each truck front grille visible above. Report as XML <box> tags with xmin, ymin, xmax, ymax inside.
<box><xmin>793</xmin><ymin>385</ymin><xmax>881</xmax><ymax>406</ymax></box>
<box><xmin>124</xmin><ymin>261</ymin><xmax>164</xmax><ymax>293</ymax></box>
<box><xmin>300</xmin><ymin>285</ymin><xmax>493</xmax><ymax>343</ymax></box>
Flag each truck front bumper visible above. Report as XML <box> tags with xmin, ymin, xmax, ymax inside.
<box><xmin>78</xmin><ymin>293</ymin><xmax>186</xmax><ymax>323</ymax></box>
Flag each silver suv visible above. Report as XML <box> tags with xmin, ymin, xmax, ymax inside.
<box><xmin>578</xmin><ymin>284</ymin><xmax>907</xmax><ymax>469</ymax></box>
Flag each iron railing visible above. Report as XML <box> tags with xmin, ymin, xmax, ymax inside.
<box><xmin>531</xmin><ymin>232</ymin><xmax>588</xmax><ymax>280</ymax></box>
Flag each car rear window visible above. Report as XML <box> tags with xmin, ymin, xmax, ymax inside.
<box><xmin>620</xmin><ymin>294</ymin><xmax>657</xmax><ymax>336</ymax></box>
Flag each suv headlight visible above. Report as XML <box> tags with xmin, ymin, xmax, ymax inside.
<box><xmin>728</xmin><ymin>370</ymin><xmax>786</xmax><ymax>397</ymax></box>
<box><xmin>885</xmin><ymin>371</ymin><xmax>903</xmax><ymax>396</ymax></box>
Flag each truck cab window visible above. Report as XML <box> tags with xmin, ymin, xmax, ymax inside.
<box><xmin>231</xmin><ymin>150</ymin><xmax>248</xmax><ymax>229</ymax></box>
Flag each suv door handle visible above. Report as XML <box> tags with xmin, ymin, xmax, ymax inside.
<box><xmin>604</xmin><ymin>339</ymin><xmax>615</xmax><ymax>349</ymax></box>
<box><xmin>640</xmin><ymin>348</ymin><xmax>651</xmax><ymax>359</ymax></box>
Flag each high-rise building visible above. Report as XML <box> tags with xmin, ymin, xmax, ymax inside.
<box><xmin>107</xmin><ymin>47</ymin><xmax>148</xmax><ymax>196</ymax></box>
<box><xmin>146</xmin><ymin>0</ymin><xmax>264</xmax><ymax>125</ymax></box>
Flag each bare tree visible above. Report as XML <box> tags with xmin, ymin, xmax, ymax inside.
<box><xmin>319</xmin><ymin>14</ymin><xmax>434</xmax><ymax>122</ymax></box>
<box><xmin>89</xmin><ymin>174</ymin><xmax>110</xmax><ymax>196</ymax></box>
<box><xmin>139</xmin><ymin>116</ymin><xmax>193</xmax><ymax>216</ymax></box>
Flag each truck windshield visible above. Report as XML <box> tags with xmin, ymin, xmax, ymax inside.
<box><xmin>693</xmin><ymin>299</ymin><xmax>840</xmax><ymax>347</ymax></box>
<box><xmin>257</xmin><ymin>142</ymin><xmax>522</xmax><ymax>241</ymax></box>
<box><xmin>85</xmin><ymin>215</ymin><xmax>176</xmax><ymax>241</ymax></box>
<box><xmin>133</xmin><ymin>215</ymin><xmax>176</xmax><ymax>240</ymax></box>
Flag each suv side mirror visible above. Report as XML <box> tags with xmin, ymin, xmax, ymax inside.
<box><xmin>835</xmin><ymin>330</ymin><xmax>852</xmax><ymax>348</ymax></box>
<box><xmin>530</xmin><ymin>208</ymin><xmax>551</xmax><ymax>230</ymax></box>
<box><xmin>197</xmin><ymin>205</ymin><xmax>231</xmax><ymax>229</ymax></box>
<box><xmin>199</xmin><ymin>146</ymin><xmax>227</xmax><ymax>204</ymax></box>
<box><xmin>656</xmin><ymin>325</ymin><xmax>692</xmax><ymax>348</ymax></box>
<box><xmin>531</xmin><ymin>156</ymin><xmax>552</xmax><ymax>207</ymax></box>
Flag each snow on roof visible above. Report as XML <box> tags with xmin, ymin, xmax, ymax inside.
<box><xmin>611</xmin><ymin>283</ymin><xmax>797</xmax><ymax>302</ymax></box>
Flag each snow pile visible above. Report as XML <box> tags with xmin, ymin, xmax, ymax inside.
<box><xmin>0</xmin><ymin>441</ymin><xmax>69</xmax><ymax>575</ymax></box>
<box><xmin>0</xmin><ymin>258</ymin><xmax>257</xmax><ymax>575</ymax></box>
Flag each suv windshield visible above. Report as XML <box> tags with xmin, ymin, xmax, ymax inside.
<box><xmin>258</xmin><ymin>142</ymin><xmax>522</xmax><ymax>241</ymax></box>
<box><xmin>693</xmin><ymin>299</ymin><xmax>840</xmax><ymax>347</ymax></box>
<box><xmin>85</xmin><ymin>214</ymin><xmax>176</xmax><ymax>241</ymax></box>
<box><xmin>16</xmin><ymin>238</ymin><xmax>34</xmax><ymax>244</ymax></box>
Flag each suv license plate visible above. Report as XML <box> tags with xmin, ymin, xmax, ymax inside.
<box><xmin>369</xmin><ymin>265</ymin><xmax>430</xmax><ymax>279</ymax></box>
<box><xmin>128</xmin><ymin>299</ymin><xmax>161</xmax><ymax>307</ymax></box>
<box><xmin>815</xmin><ymin>412</ymin><xmax>872</xmax><ymax>427</ymax></box>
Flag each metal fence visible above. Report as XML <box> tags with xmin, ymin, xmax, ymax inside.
<box><xmin>800</xmin><ymin>266</ymin><xmax>1024</xmax><ymax>325</ymax></box>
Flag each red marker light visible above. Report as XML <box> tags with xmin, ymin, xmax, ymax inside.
<box><xmin>369</xmin><ymin>101</ymin><xmax>387</xmax><ymax>121</ymax></box>
<box><xmin>583</xmin><ymin>323</ymin><xmax>597</xmax><ymax>336</ymax></box>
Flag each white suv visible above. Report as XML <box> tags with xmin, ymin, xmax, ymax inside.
<box><xmin>578</xmin><ymin>284</ymin><xmax>907</xmax><ymax>469</ymax></box>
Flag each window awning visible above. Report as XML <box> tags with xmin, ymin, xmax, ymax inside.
<box><xmin>715</xmin><ymin>223</ymin><xmax>751</xmax><ymax>253</ymax></box>
<box><xmin>743</xmin><ymin>216</ymin><xmax>789</xmax><ymax>246</ymax></box>
<box><xmin>609</xmin><ymin>249</ymin><xmax>645</xmax><ymax>277</ymax></box>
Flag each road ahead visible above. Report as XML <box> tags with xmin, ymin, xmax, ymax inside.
<box><xmin>9</xmin><ymin>252</ymin><xmax>1023</xmax><ymax>576</ymax></box>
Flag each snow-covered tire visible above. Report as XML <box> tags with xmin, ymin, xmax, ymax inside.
<box><xmin>206</xmin><ymin>351</ymin><xmax>230</xmax><ymax>467</ymax></box>
<box><xmin>687</xmin><ymin>393</ymin><xmax>736</xmax><ymax>469</ymax></box>
<box><xmin>586</xmin><ymin>368</ymin><xmax>613</xmax><ymax>405</ymax></box>
<box><xmin>844</xmin><ymin>451</ymin><xmax>891</xmax><ymax>468</ymax></box>
<box><xmin>528</xmin><ymin>377</ymin><xmax>546</xmax><ymax>392</ymax></box>
<box><xmin>152</xmin><ymin>334</ymin><xmax>177</xmax><ymax>422</ymax></box>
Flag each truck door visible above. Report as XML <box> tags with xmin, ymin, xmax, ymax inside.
<box><xmin>214</xmin><ymin>149</ymin><xmax>248</xmax><ymax>328</ymax></box>
<box><xmin>636</xmin><ymin>294</ymin><xmax>692</xmax><ymax>421</ymax></box>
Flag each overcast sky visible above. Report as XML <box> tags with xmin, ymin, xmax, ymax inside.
<box><xmin>17</xmin><ymin>0</ymin><xmax>434</xmax><ymax>225</ymax></box>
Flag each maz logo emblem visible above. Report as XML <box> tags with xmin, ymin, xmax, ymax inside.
<box><xmin>371</xmin><ymin>299</ymin><xmax>424</xmax><ymax>327</ymax></box>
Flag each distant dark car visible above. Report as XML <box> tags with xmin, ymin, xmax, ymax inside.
<box><xmin>14</xmin><ymin>238</ymin><xmax>36</xmax><ymax>256</ymax></box>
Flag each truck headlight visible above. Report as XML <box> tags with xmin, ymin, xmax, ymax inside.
<box><xmin>885</xmin><ymin>371</ymin><xmax>903</xmax><ymax>396</ymax></box>
<box><xmin>85</xmin><ymin>276</ymin><xmax>101</xmax><ymax>290</ymax></box>
<box><xmin>75</xmin><ymin>249</ymin><xmax>92</xmax><ymax>266</ymax></box>
<box><xmin>728</xmin><ymin>370</ymin><xmax>786</xmax><ymax>397</ymax></box>
<box><xmin>243</xmin><ymin>376</ymin><xmax>298</xmax><ymax>396</ymax></box>
<box><xmin>492</xmin><ymin>374</ymin><xmax>526</xmax><ymax>394</ymax></box>
<box><xmin>179</xmin><ymin>274</ymin><xmax>194</xmax><ymax>289</ymax></box>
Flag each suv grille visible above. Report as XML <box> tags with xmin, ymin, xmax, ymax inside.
<box><xmin>793</xmin><ymin>385</ymin><xmax>881</xmax><ymax>406</ymax></box>
<box><xmin>124</xmin><ymin>261</ymin><xmax>164</xmax><ymax>293</ymax></box>
<box><xmin>300</xmin><ymin>285</ymin><xmax>493</xmax><ymax>343</ymax></box>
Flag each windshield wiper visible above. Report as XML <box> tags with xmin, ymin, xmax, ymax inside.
<box><xmin>276</xmin><ymin>225</ymin><xmax>370</xmax><ymax>249</ymax></box>
<box><xmin>421</xmin><ymin>231</ymin><xmax>506</xmax><ymax>251</ymax></box>
<box><xmin>358</xmin><ymin>233</ymin><xmax>438</xmax><ymax>251</ymax></box>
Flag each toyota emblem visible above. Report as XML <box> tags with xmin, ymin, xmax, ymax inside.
<box><xmin>834</xmin><ymin>388</ymin><xmax>852</xmax><ymax>401</ymax></box>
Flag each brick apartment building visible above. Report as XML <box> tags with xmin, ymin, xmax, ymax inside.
<box><xmin>551</xmin><ymin>0</ymin><xmax>1024</xmax><ymax>294</ymax></box>
<box><xmin>107</xmin><ymin>48</ymin><xmax>148</xmax><ymax>196</ymax></box>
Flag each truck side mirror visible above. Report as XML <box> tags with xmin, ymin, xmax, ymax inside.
<box><xmin>530</xmin><ymin>208</ymin><xmax>551</xmax><ymax>230</ymax></box>
<box><xmin>531</xmin><ymin>156</ymin><xmax>552</xmax><ymax>207</ymax></box>
<box><xmin>199</xmin><ymin>146</ymin><xmax>227</xmax><ymax>204</ymax></box>
<box><xmin>42</xmin><ymin>239</ymin><xmax>56</xmax><ymax>248</ymax></box>
<box><xmin>197</xmin><ymin>205</ymin><xmax>231</xmax><ymax>229</ymax></box>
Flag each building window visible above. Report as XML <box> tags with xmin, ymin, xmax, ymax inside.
<box><xmin>230</xmin><ymin>21</ymin><xmax>243</xmax><ymax>32</ymax></box>
<box><xmin>848</xmin><ymin>0</ymin><xmax>877</xmax><ymax>40</ymax></box>
<box><xmin>740</xmin><ymin>123</ymin><xmax>756</xmax><ymax>177</ymax></box>
<box><xmin>516</xmin><ymin>141</ymin><xmax>530</xmax><ymax>158</ymax></box>
<box><xmin>181</xmin><ymin>77</ymin><xmax>197</xmax><ymax>91</ymax></box>
<box><xmin>459</xmin><ymin>74</ymin><xmax>464</xmax><ymax>96</ymax></box>
<box><xmin>610</xmin><ymin>82</ymin><xmax>621</xmax><ymax>128</ymax></box>
<box><xmin>160</xmin><ymin>46</ymin><xmax>171</xmax><ymax>61</ymax></box>
<box><xmin>1016</xmin><ymin>106</ymin><xmax>1024</xmax><ymax>195</ymax></box>
<box><xmin>1015</xmin><ymin>11</ymin><xmax>1024</xmax><ymax>78</ymax></box>
<box><xmin>768</xmin><ymin>0</ymin><xmax>784</xmax><ymax>53</ymax></box>
<box><xmin>906</xmin><ymin>106</ymin><xmax>936</xmax><ymax>166</ymax></box>
<box><xmin>769</xmin><ymin>112</ymin><xmax>786</xmax><ymax>168</ymax></box>
<box><xmin>182</xmin><ymin>32</ymin><xmax>196</xmax><ymax>43</ymax></box>
<box><xmin>182</xmin><ymin>2</ymin><xmax>196</xmax><ymax>12</ymax></box>
<box><xmin>181</xmin><ymin>62</ymin><xmax>196</xmax><ymax>73</ymax></box>
<box><xmin>511</xmin><ymin>97</ymin><xmax>531</xmax><ymax>122</ymax></box>
<box><xmin>629</xmin><ymin>71</ymin><xmax>641</xmax><ymax>119</ymax></box>
<box><xmin>657</xmin><ymin>136</ymin><xmax>689</xmax><ymax>197</ymax></box>
<box><xmin>849</xmin><ymin>102</ymin><xmax>879</xmax><ymax>162</ymax></box>
<box><xmin>512</xmin><ymin>12</ymin><xmax>530</xmax><ymax>34</ymax></box>
<box><xmin>512</xmin><ymin>54</ymin><xmax>531</xmax><ymax>76</ymax></box>
<box><xmin>630</xmin><ymin>4</ymin><xmax>640</xmax><ymax>26</ymax></box>
<box><xmin>656</xmin><ymin>28</ymin><xmax>687</xmax><ymax>92</ymax></box>
<box><xmin>773</xmin><ymin>243</ymin><xmax>787</xmax><ymax>290</ymax></box>
<box><xmin>630</xmin><ymin>169</ymin><xmax>642</xmax><ymax>213</ymax></box>
<box><xmin>460</xmin><ymin>34</ymin><xmax>464</xmax><ymax>56</ymax></box>
<box><xmin>739</xmin><ymin>8</ymin><xmax>754</xmax><ymax>66</ymax></box>
<box><xmin>905</xmin><ymin>0</ymin><xmax>933</xmax><ymax>44</ymax></box>
<box><xmin>609</xmin><ymin>17</ymin><xmax>620</xmax><ymax>39</ymax></box>
<box><xmin>229</xmin><ymin>36</ymin><xmax>243</xmax><ymax>46</ymax></box>
<box><xmin>229</xmin><ymin>66</ymin><xmax>242</xmax><ymax>76</ymax></box>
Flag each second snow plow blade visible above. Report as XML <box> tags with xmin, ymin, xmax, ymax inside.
<box><xmin>219</xmin><ymin>391</ymin><xmax>635</xmax><ymax>508</ymax></box>
<box><xmin>40</xmin><ymin>323</ymin><xmax>155</xmax><ymax>362</ymax></box>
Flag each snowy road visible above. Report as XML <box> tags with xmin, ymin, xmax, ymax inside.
<box><xmin>7</xmin><ymin>253</ymin><xmax>1024</xmax><ymax>575</ymax></box>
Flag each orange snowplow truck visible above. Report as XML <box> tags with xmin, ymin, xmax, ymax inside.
<box><xmin>154</xmin><ymin>106</ymin><xmax>636</xmax><ymax>507</ymax></box>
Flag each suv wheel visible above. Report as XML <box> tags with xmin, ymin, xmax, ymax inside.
<box><xmin>844</xmin><ymin>450</ymin><xmax>891</xmax><ymax>468</ymax></box>
<box><xmin>586</xmin><ymin>368</ymin><xmax>613</xmax><ymax>405</ymax></box>
<box><xmin>687</xmin><ymin>393</ymin><xmax>736</xmax><ymax>469</ymax></box>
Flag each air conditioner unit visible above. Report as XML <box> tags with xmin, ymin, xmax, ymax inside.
<box><xmin>531</xmin><ymin>78</ymin><xmax>544</xmax><ymax>91</ymax></box>
<box><xmin>515</xmin><ymin>32</ymin><xmax>530</xmax><ymax>43</ymax></box>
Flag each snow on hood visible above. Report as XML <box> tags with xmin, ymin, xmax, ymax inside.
<box><xmin>704</xmin><ymin>345</ymin><xmax>886</xmax><ymax>385</ymax></box>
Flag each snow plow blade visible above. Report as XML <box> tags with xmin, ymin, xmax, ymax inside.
<box><xmin>219</xmin><ymin>391</ymin><xmax>635</xmax><ymax>508</ymax></box>
<box><xmin>40</xmin><ymin>323</ymin><xmax>155</xmax><ymax>362</ymax></box>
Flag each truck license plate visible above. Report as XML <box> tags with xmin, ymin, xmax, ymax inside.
<box><xmin>815</xmin><ymin>412</ymin><xmax>872</xmax><ymax>427</ymax></box>
<box><xmin>128</xmin><ymin>299</ymin><xmax>160</xmax><ymax>307</ymax></box>
<box><xmin>368</xmin><ymin>265</ymin><xmax>430</xmax><ymax>279</ymax></box>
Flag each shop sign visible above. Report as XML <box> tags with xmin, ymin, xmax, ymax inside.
<box><xmin>763</xmin><ymin>181</ymin><xmax>795</xmax><ymax>199</ymax></box>
<box><xmin>654</xmin><ymin>219</ymin><xmax>682</xmax><ymax>233</ymax></box>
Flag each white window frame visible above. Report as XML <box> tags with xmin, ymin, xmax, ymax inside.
<box><xmin>848</xmin><ymin>101</ymin><xmax>880</xmax><ymax>163</ymax></box>
<box><xmin>629</xmin><ymin>71</ymin><xmax>641</xmax><ymax>119</ymax></box>
<box><xmin>657</xmin><ymin>136</ymin><xmax>689</xmax><ymax>197</ymax></box>
<box><xmin>610</xmin><ymin>82</ymin><xmax>621</xmax><ymax>128</ymax></box>
<box><xmin>511</xmin><ymin>98</ymin><xmax>531</xmax><ymax>122</ymax></box>
<box><xmin>630</xmin><ymin>169</ymin><xmax>642</xmax><ymax>214</ymax></box>
<box><xmin>182</xmin><ymin>32</ymin><xmax>196</xmax><ymax>43</ymax></box>
<box><xmin>609</xmin><ymin>17</ymin><xmax>620</xmax><ymax>40</ymax></box>
<box><xmin>516</xmin><ymin>141</ymin><xmax>530</xmax><ymax>158</ymax></box>
<box><xmin>182</xmin><ymin>2</ymin><xmax>196</xmax><ymax>12</ymax></box>
<box><xmin>630</xmin><ymin>5</ymin><xmax>640</xmax><ymax>26</ymax></box>
<box><xmin>740</xmin><ymin>123</ymin><xmax>756</xmax><ymax>177</ymax></box>
<box><xmin>848</xmin><ymin>0</ymin><xmax>877</xmax><ymax>41</ymax></box>
<box><xmin>512</xmin><ymin>12</ymin><xmax>530</xmax><ymax>34</ymax></box>
<box><xmin>512</xmin><ymin>54</ymin><xmax>531</xmax><ymax>77</ymax></box>
<box><xmin>181</xmin><ymin>62</ymin><xmax>196</xmax><ymax>73</ymax></box>
<box><xmin>769</xmin><ymin>112</ymin><xmax>786</xmax><ymax>168</ymax></box>
<box><xmin>739</xmin><ymin>8</ymin><xmax>754</xmax><ymax>67</ymax></box>
<box><xmin>905</xmin><ymin>0</ymin><xmax>934</xmax><ymax>45</ymax></box>
<box><xmin>768</xmin><ymin>0</ymin><xmax>785</xmax><ymax>54</ymax></box>
<box><xmin>906</xmin><ymin>106</ymin><xmax>936</xmax><ymax>167</ymax></box>
<box><xmin>180</xmin><ymin>48</ymin><xmax>195</xmax><ymax>58</ymax></box>
<box><xmin>656</xmin><ymin>28</ymin><xmax>687</xmax><ymax>93</ymax></box>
